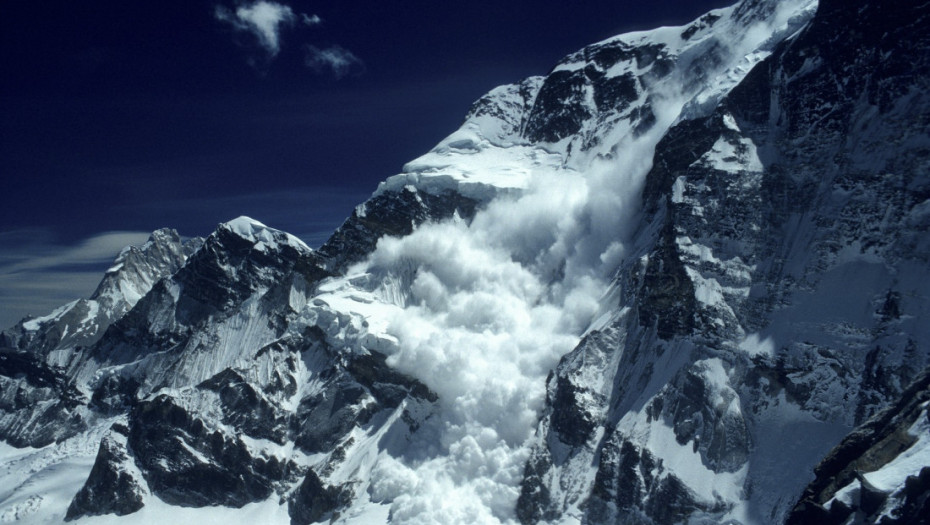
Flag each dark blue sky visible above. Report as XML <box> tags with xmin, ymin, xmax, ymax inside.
<box><xmin>0</xmin><ymin>0</ymin><xmax>732</xmax><ymax>327</ymax></box>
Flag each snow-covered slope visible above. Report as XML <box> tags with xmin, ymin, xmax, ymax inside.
<box><xmin>519</xmin><ymin>0</ymin><xmax>930</xmax><ymax>523</ymax></box>
<box><xmin>0</xmin><ymin>230</ymin><xmax>201</xmax><ymax>449</ymax></box>
<box><xmin>786</xmin><ymin>367</ymin><xmax>930</xmax><ymax>524</ymax></box>
<box><xmin>1</xmin><ymin>0</ymin><xmax>929</xmax><ymax>523</ymax></box>
<box><xmin>0</xmin><ymin>229</ymin><xmax>201</xmax><ymax>361</ymax></box>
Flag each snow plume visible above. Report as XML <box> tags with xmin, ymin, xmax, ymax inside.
<box><xmin>343</xmin><ymin>12</ymin><xmax>805</xmax><ymax>522</ymax></box>
<box><xmin>318</xmin><ymin>1</ymin><xmax>818</xmax><ymax>521</ymax></box>
<box><xmin>304</xmin><ymin>45</ymin><xmax>364</xmax><ymax>79</ymax></box>
<box><xmin>215</xmin><ymin>1</ymin><xmax>304</xmax><ymax>56</ymax></box>
<box><xmin>354</xmin><ymin>142</ymin><xmax>661</xmax><ymax>524</ymax></box>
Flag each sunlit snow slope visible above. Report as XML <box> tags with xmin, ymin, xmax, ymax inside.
<box><xmin>2</xmin><ymin>0</ymin><xmax>929</xmax><ymax>524</ymax></box>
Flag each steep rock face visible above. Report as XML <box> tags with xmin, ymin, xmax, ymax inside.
<box><xmin>785</xmin><ymin>367</ymin><xmax>930</xmax><ymax>525</ymax></box>
<box><xmin>288</xmin><ymin>469</ymin><xmax>349</xmax><ymax>525</ymax></box>
<box><xmin>0</xmin><ymin>229</ymin><xmax>199</xmax><ymax>448</ymax></box>
<box><xmin>0</xmin><ymin>229</ymin><xmax>200</xmax><ymax>358</ymax></box>
<box><xmin>65</xmin><ymin>424</ymin><xmax>146</xmax><ymax>521</ymax></box>
<box><xmin>522</xmin><ymin>0</ymin><xmax>930</xmax><ymax>523</ymax></box>
<box><xmin>0</xmin><ymin>350</ymin><xmax>85</xmax><ymax>447</ymax></box>
<box><xmin>1</xmin><ymin>0</ymin><xmax>928</xmax><ymax>523</ymax></box>
<box><xmin>719</xmin><ymin>0</ymin><xmax>930</xmax><ymax>423</ymax></box>
<box><xmin>522</xmin><ymin>43</ymin><xmax>655</xmax><ymax>146</ymax></box>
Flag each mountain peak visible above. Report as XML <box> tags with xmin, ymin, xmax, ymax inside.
<box><xmin>146</xmin><ymin>227</ymin><xmax>181</xmax><ymax>246</ymax></box>
<box><xmin>91</xmin><ymin>227</ymin><xmax>201</xmax><ymax>308</ymax></box>
<box><xmin>3</xmin><ymin>0</ymin><xmax>930</xmax><ymax>523</ymax></box>
<box><xmin>218</xmin><ymin>216</ymin><xmax>311</xmax><ymax>254</ymax></box>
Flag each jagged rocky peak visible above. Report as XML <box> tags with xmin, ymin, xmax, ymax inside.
<box><xmin>162</xmin><ymin>216</ymin><xmax>328</xmax><ymax>317</ymax></box>
<box><xmin>64</xmin><ymin>216</ymin><xmax>333</xmax><ymax>395</ymax></box>
<box><xmin>0</xmin><ymin>227</ymin><xmax>201</xmax><ymax>356</ymax></box>
<box><xmin>91</xmin><ymin>227</ymin><xmax>202</xmax><ymax>309</ymax></box>
<box><xmin>2</xmin><ymin>0</ymin><xmax>930</xmax><ymax>523</ymax></box>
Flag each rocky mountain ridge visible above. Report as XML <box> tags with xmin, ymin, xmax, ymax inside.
<box><xmin>1</xmin><ymin>0</ymin><xmax>928</xmax><ymax>523</ymax></box>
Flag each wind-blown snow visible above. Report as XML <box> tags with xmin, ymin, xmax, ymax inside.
<box><xmin>0</xmin><ymin>0</ymin><xmax>825</xmax><ymax>523</ymax></box>
<box><xmin>300</xmin><ymin>2</ymin><xmax>818</xmax><ymax>520</ymax></box>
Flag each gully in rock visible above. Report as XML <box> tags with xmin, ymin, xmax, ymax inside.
<box><xmin>1</xmin><ymin>0</ymin><xmax>929</xmax><ymax>523</ymax></box>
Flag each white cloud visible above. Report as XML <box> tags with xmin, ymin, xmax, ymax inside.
<box><xmin>215</xmin><ymin>1</ymin><xmax>307</xmax><ymax>56</ymax></box>
<box><xmin>215</xmin><ymin>2</ymin><xmax>360</xmax><ymax>76</ymax></box>
<box><xmin>305</xmin><ymin>45</ymin><xmax>364</xmax><ymax>79</ymax></box>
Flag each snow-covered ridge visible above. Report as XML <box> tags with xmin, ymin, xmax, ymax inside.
<box><xmin>371</xmin><ymin>0</ymin><xmax>816</xmax><ymax>207</ymax></box>
<box><xmin>5</xmin><ymin>0</ymin><xmax>930</xmax><ymax>523</ymax></box>
<box><xmin>218</xmin><ymin>216</ymin><xmax>311</xmax><ymax>254</ymax></box>
<box><xmin>20</xmin><ymin>301</ymin><xmax>80</xmax><ymax>332</ymax></box>
<box><xmin>372</xmin><ymin>76</ymin><xmax>555</xmax><ymax>202</ymax></box>
<box><xmin>2</xmin><ymin>228</ymin><xmax>200</xmax><ymax>361</ymax></box>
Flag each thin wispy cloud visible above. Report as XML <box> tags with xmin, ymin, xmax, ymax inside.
<box><xmin>0</xmin><ymin>231</ymin><xmax>151</xmax><ymax>274</ymax></box>
<box><xmin>305</xmin><ymin>45</ymin><xmax>364</xmax><ymax>79</ymax></box>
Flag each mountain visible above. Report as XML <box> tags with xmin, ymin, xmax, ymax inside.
<box><xmin>1</xmin><ymin>0</ymin><xmax>929</xmax><ymax>523</ymax></box>
<box><xmin>785</xmin><ymin>367</ymin><xmax>930</xmax><ymax>524</ymax></box>
<box><xmin>0</xmin><ymin>229</ymin><xmax>202</xmax><ymax>448</ymax></box>
<box><xmin>517</xmin><ymin>0</ymin><xmax>930</xmax><ymax>523</ymax></box>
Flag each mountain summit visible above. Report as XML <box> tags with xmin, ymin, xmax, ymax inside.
<box><xmin>2</xmin><ymin>0</ymin><xmax>929</xmax><ymax>523</ymax></box>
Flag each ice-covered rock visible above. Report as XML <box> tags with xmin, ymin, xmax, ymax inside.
<box><xmin>1</xmin><ymin>0</ymin><xmax>929</xmax><ymax>523</ymax></box>
<box><xmin>786</xmin><ymin>367</ymin><xmax>930</xmax><ymax>524</ymax></box>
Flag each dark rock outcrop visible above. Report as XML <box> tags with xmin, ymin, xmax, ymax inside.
<box><xmin>318</xmin><ymin>187</ymin><xmax>479</xmax><ymax>272</ymax></box>
<box><xmin>0</xmin><ymin>350</ymin><xmax>86</xmax><ymax>447</ymax></box>
<box><xmin>127</xmin><ymin>393</ymin><xmax>295</xmax><ymax>508</ymax></box>
<box><xmin>786</xmin><ymin>367</ymin><xmax>930</xmax><ymax>525</ymax></box>
<box><xmin>287</xmin><ymin>470</ymin><xmax>349</xmax><ymax>525</ymax></box>
<box><xmin>65</xmin><ymin>425</ymin><xmax>145</xmax><ymax>521</ymax></box>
